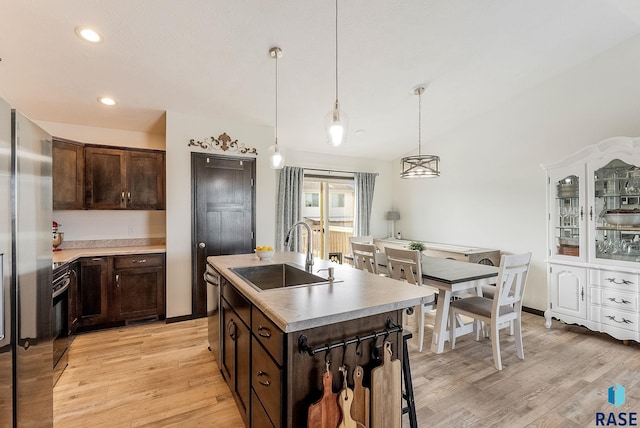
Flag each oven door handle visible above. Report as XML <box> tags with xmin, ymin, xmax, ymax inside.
<box><xmin>52</xmin><ymin>278</ymin><xmax>70</xmax><ymax>300</ymax></box>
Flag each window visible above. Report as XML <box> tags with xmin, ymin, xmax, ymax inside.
<box><xmin>305</xmin><ymin>193</ymin><xmax>319</xmax><ymax>207</ymax></box>
<box><xmin>330</xmin><ymin>193</ymin><xmax>345</xmax><ymax>208</ymax></box>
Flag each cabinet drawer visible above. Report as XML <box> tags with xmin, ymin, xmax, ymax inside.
<box><xmin>593</xmin><ymin>307</ymin><xmax>638</xmax><ymax>332</ymax></box>
<box><xmin>114</xmin><ymin>253</ymin><xmax>164</xmax><ymax>269</ymax></box>
<box><xmin>252</xmin><ymin>308</ymin><xmax>284</xmax><ymax>366</ymax></box>
<box><xmin>600</xmin><ymin>289</ymin><xmax>639</xmax><ymax>312</ymax></box>
<box><xmin>222</xmin><ymin>281</ymin><xmax>251</xmax><ymax>326</ymax></box>
<box><xmin>592</xmin><ymin>269</ymin><xmax>639</xmax><ymax>292</ymax></box>
<box><xmin>252</xmin><ymin>337</ymin><xmax>282</xmax><ymax>428</ymax></box>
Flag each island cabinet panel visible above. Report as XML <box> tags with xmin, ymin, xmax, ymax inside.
<box><xmin>52</xmin><ymin>138</ymin><xmax>85</xmax><ymax>210</ymax></box>
<box><xmin>250</xmin><ymin>390</ymin><xmax>275</xmax><ymax>428</ymax></box>
<box><xmin>285</xmin><ymin>310</ymin><xmax>402</xmax><ymax>428</ymax></box>
<box><xmin>251</xmin><ymin>336</ymin><xmax>283</xmax><ymax>427</ymax></box>
<box><xmin>221</xmin><ymin>280</ymin><xmax>251</xmax><ymax>425</ymax></box>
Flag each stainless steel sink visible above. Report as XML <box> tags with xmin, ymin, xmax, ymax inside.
<box><xmin>230</xmin><ymin>263</ymin><xmax>333</xmax><ymax>291</ymax></box>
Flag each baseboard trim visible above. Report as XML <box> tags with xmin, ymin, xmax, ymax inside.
<box><xmin>523</xmin><ymin>307</ymin><xmax>544</xmax><ymax>317</ymax></box>
<box><xmin>165</xmin><ymin>314</ymin><xmax>193</xmax><ymax>324</ymax></box>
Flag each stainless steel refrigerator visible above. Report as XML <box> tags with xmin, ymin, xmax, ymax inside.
<box><xmin>1</xmin><ymin>97</ymin><xmax>53</xmax><ymax>427</ymax></box>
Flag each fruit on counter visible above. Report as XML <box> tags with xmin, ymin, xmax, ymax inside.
<box><xmin>256</xmin><ymin>246</ymin><xmax>274</xmax><ymax>251</ymax></box>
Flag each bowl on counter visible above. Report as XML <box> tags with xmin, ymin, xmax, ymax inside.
<box><xmin>255</xmin><ymin>248</ymin><xmax>275</xmax><ymax>261</ymax></box>
<box><xmin>603</xmin><ymin>209</ymin><xmax>640</xmax><ymax>226</ymax></box>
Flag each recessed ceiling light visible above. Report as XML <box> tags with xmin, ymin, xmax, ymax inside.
<box><xmin>75</xmin><ymin>26</ymin><xmax>102</xmax><ymax>43</ymax></box>
<box><xmin>97</xmin><ymin>97</ymin><xmax>116</xmax><ymax>106</ymax></box>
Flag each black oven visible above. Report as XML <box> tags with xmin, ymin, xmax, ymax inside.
<box><xmin>52</xmin><ymin>266</ymin><xmax>70</xmax><ymax>386</ymax></box>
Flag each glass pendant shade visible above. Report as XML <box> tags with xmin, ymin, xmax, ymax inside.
<box><xmin>269</xmin><ymin>143</ymin><xmax>285</xmax><ymax>169</ymax></box>
<box><xmin>269</xmin><ymin>46</ymin><xmax>285</xmax><ymax>170</ymax></box>
<box><xmin>325</xmin><ymin>102</ymin><xmax>347</xmax><ymax>147</ymax></box>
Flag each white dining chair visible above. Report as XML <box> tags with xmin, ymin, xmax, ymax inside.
<box><xmin>449</xmin><ymin>252</ymin><xmax>532</xmax><ymax>370</ymax></box>
<box><xmin>351</xmin><ymin>242</ymin><xmax>379</xmax><ymax>274</ymax></box>
<box><xmin>349</xmin><ymin>236</ymin><xmax>388</xmax><ymax>275</ymax></box>
<box><xmin>385</xmin><ymin>247</ymin><xmax>436</xmax><ymax>352</ymax></box>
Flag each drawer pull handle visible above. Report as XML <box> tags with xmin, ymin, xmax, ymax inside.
<box><xmin>606</xmin><ymin>277</ymin><xmax>634</xmax><ymax>285</ymax></box>
<box><xmin>257</xmin><ymin>326</ymin><xmax>271</xmax><ymax>338</ymax></box>
<box><xmin>605</xmin><ymin>315</ymin><xmax>633</xmax><ymax>324</ymax></box>
<box><xmin>257</xmin><ymin>371</ymin><xmax>271</xmax><ymax>387</ymax></box>
<box><xmin>227</xmin><ymin>319</ymin><xmax>237</xmax><ymax>341</ymax></box>
<box><xmin>606</xmin><ymin>297</ymin><xmax>631</xmax><ymax>305</ymax></box>
<box><xmin>132</xmin><ymin>259</ymin><xmax>147</xmax><ymax>264</ymax></box>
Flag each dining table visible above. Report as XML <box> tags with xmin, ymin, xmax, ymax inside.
<box><xmin>419</xmin><ymin>256</ymin><xmax>500</xmax><ymax>354</ymax></box>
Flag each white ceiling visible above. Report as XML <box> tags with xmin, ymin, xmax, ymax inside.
<box><xmin>2</xmin><ymin>0</ymin><xmax>640</xmax><ymax>159</ymax></box>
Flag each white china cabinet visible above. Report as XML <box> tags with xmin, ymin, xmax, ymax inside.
<box><xmin>542</xmin><ymin>137</ymin><xmax>640</xmax><ymax>342</ymax></box>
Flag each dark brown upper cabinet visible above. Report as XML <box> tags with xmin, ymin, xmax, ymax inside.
<box><xmin>85</xmin><ymin>146</ymin><xmax>165</xmax><ymax>210</ymax></box>
<box><xmin>52</xmin><ymin>138</ymin><xmax>85</xmax><ymax>210</ymax></box>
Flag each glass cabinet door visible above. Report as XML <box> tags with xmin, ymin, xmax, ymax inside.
<box><xmin>550</xmin><ymin>174</ymin><xmax>585</xmax><ymax>260</ymax></box>
<box><xmin>591</xmin><ymin>158</ymin><xmax>640</xmax><ymax>264</ymax></box>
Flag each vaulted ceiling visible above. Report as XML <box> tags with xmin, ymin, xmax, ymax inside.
<box><xmin>2</xmin><ymin>0</ymin><xmax>640</xmax><ymax>159</ymax></box>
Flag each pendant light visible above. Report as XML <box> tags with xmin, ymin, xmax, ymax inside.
<box><xmin>325</xmin><ymin>0</ymin><xmax>347</xmax><ymax>147</ymax></box>
<box><xmin>268</xmin><ymin>47</ymin><xmax>285</xmax><ymax>169</ymax></box>
<box><xmin>400</xmin><ymin>86</ymin><xmax>440</xmax><ymax>178</ymax></box>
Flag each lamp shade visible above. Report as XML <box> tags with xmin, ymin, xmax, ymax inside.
<box><xmin>385</xmin><ymin>211</ymin><xmax>400</xmax><ymax>221</ymax></box>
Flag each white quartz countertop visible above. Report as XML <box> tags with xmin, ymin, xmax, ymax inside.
<box><xmin>207</xmin><ymin>252</ymin><xmax>434</xmax><ymax>333</ymax></box>
<box><xmin>53</xmin><ymin>245</ymin><xmax>166</xmax><ymax>265</ymax></box>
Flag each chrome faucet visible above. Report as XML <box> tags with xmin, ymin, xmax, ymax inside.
<box><xmin>284</xmin><ymin>221</ymin><xmax>314</xmax><ymax>272</ymax></box>
<box><xmin>317</xmin><ymin>267</ymin><xmax>335</xmax><ymax>282</ymax></box>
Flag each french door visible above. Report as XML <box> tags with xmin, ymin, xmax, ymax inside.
<box><xmin>302</xmin><ymin>175</ymin><xmax>355</xmax><ymax>261</ymax></box>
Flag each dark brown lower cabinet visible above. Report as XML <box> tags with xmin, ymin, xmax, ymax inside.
<box><xmin>79</xmin><ymin>257</ymin><xmax>110</xmax><ymax>326</ymax></box>
<box><xmin>222</xmin><ymin>299</ymin><xmax>250</xmax><ymax>425</ymax></box>
<box><xmin>218</xmin><ymin>277</ymin><xmax>403</xmax><ymax>428</ymax></box>
<box><xmin>77</xmin><ymin>253</ymin><xmax>166</xmax><ymax>330</ymax></box>
<box><xmin>112</xmin><ymin>254</ymin><xmax>165</xmax><ymax>321</ymax></box>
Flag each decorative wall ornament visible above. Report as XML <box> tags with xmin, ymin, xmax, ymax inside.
<box><xmin>188</xmin><ymin>132</ymin><xmax>258</xmax><ymax>155</ymax></box>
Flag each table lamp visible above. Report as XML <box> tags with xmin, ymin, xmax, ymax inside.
<box><xmin>385</xmin><ymin>211</ymin><xmax>400</xmax><ymax>238</ymax></box>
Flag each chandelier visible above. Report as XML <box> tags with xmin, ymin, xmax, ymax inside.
<box><xmin>400</xmin><ymin>86</ymin><xmax>440</xmax><ymax>178</ymax></box>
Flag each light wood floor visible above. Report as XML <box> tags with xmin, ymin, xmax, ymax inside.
<box><xmin>54</xmin><ymin>313</ymin><xmax>639</xmax><ymax>427</ymax></box>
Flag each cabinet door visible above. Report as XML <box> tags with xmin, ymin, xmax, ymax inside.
<box><xmin>221</xmin><ymin>299</ymin><xmax>236</xmax><ymax>388</ymax></box>
<box><xmin>549</xmin><ymin>264</ymin><xmax>587</xmax><ymax>320</ymax></box>
<box><xmin>236</xmin><ymin>318</ymin><xmax>250</xmax><ymax>420</ymax></box>
<box><xmin>79</xmin><ymin>257</ymin><xmax>110</xmax><ymax>325</ymax></box>
<box><xmin>52</xmin><ymin>138</ymin><xmax>84</xmax><ymax>210</ymax></box>
<box><xmin>85</xmin><ymin>147</ymin><xmax>126</xmax><ymax>209</ymax></box>
<box><xmin>68</xmin><ymin>261</ymin><xmax>79</xmax><ymax>334</ymax></box>
<box><xmin>126</xmin><ymin>151</ymin><xmax>165</xmax><ymax>209</ymax></box>
<box><xmin>547</xmin><ymin>168</ymin><xmax>587</xmax><ymax>263</ymax></box>
<box><xmin>112</xmin><ymin>266</ymin><xmax>165</xmax><ymax>321</ymax></box>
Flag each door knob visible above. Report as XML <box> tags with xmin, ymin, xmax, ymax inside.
<box><xmin>198</xmin><ymin>242</ymin><xmax>206</xmax><ymax>248</ymax></box>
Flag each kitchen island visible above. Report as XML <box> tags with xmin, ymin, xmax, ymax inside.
<box><xmin>207</xmin><ymin>252</ymin><xmax>433</xmax><ymax>427</ymax></box>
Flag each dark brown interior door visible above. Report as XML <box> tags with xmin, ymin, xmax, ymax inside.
<box><xmin>192</xmin><ymin>154</ymin><xmax>255</xmax><ymax>318</ymax></box>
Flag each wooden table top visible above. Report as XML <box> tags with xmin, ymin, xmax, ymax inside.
<box><xmin>420</xmin><ymin>256</ymin><xmax>499</xmax><ymax>284</ymax></box>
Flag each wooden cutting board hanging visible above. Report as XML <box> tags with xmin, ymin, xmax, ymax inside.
<box><xmin>370</xmin><ymin>341</ymin><xmax>401</xmax><ymax>428</ymax></box>
<box><xmin>351</xmin><ymin>365</ymin><xmax>370</xmax><ymax>428</ymax></box>
<box><xmin>338</xmin><ymin>366</ymin><xmax>357</xmax><ymax>428</ymax></box>
<box><xmin>308</xmin><ymin>369</ymin><xmax>341</xmax><ymax>428</ymax></box>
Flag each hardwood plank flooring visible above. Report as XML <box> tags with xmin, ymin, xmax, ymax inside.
<box><xmin>54</xmin><ymin>313</ymin><xmax>639</xmax><ymax>427</ymax></box>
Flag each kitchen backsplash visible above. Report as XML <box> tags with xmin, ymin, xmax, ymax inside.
<box><xmin>58</xmin><ymin>237</ymin><xmax>166</xmax><ymax>250</ymax></box>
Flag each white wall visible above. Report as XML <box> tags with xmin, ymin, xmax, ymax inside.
<box><xmin>37</xmin><ymin>120</ymin><xmax>167</xmax><ymax>241</ymax></box>
<box><xmin>391</xmin><ymin>34</ymin><xmax>640</xmax><ymax>311</ymax></box>
<box><xmin>165</xmin><ymin>111</ymin><xmax>276</xmax><ymax>318</ymax></box>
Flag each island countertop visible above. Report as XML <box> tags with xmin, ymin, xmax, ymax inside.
<box><xmin>207</xmin><ymin>252</ymin><xmax>434</xmax><ymax>333</ymax></box>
